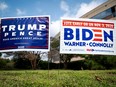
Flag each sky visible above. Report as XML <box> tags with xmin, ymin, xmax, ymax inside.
<box><xmin>0</xmin><ymin>0</ymin><xmax>107</xmax><ymax>37</ymax></box>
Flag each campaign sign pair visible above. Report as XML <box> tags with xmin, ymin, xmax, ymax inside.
<box><xmin>0</xmin><ymin>16</ymin><xmax>116</xmax><ymax>55</ymax></box>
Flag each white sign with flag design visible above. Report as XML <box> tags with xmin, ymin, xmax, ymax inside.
<box><xmin>60</xmin><ymin>18</ymin><xmax>116</xmax><ymax>55</ymax></box>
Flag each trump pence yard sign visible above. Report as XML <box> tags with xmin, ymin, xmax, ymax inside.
<box><xmin>0</xmin><ymin>16</ymin><xmax>50</xmax><ymax>52</ymax></box>
<box><xmin>60</xmin><ymin>18</ymin><xmax>116</xmax><ymax>55</ymax></box>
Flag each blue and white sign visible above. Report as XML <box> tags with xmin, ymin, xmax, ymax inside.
<box><xmin>60</xmin><ymin>18</ymin><xmax>116</xmax><ymax>55</ymax></box>
<box><xmin>0</xmin><ymin>16</ymin><xmax>50</xmax><ymax>52</ymax></box>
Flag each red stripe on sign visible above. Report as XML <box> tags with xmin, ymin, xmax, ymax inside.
<box><xmin>95</xmin><ymin>34</ymin><xmax>102</xmax><ymax>37</ymax></box>
<box><xmin>62</xmin><ymin>20</ymin><xmax>114</xmax><ymax>29</ymax></box>
<box><xmin>92</xmin><ymin>29</ymin><xmax>102</xmax><ymax>32</ymax></box>
<box><xmin>93</xmin><ymin>39</ymin><xmax>102</xmax><ymax>41</ymax></box>
<box><xmin>26</xmin><ymin>46</ymin><xmax>48</xmax><ymax>49</ymax></box>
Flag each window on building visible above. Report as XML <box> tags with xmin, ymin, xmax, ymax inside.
<box><xmin>91</xmin><ymin>5</ymin><xmax>116</xmax><ymax>19</ymax></box>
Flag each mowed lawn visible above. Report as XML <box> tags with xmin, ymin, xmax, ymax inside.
<box><xmin>0</xmin><ymin>70</ymin><xmax>116</xmax><ymax>87</ymax></box>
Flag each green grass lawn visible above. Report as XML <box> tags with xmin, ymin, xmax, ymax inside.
<box><xmin>0</xmin><ymin>70</ymin><xmax>116</xmax><ymax>87</ymax></box>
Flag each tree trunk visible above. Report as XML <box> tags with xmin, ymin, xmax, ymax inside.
<box><xmin>64</xmin><ymin>63</ymin><xmax>67</xmax><ymax>69</ymax></box>
<box><xmin>64</xmin><ymin>61</ymin><xmax>68</xmax><ymax>69</ymax></box>
<box><xmin>30</xmin><ymin>59</ymin><xmax>36</xmax><ymax>70</ymax></box>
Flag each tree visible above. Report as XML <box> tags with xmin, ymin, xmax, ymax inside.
<box><xmin>60</xmin><ymin>54</ymin><xmax>74</xmax><ymax>69</ymax></box>
<box><xmin>93</xmin><ymin>55</ymin><xmax>116</xmax><ymax>69</ymax></box>
<box><xmin>0</xmin><ymin>58</ymin><xmax>6</xmax><ymax>69</ymax></box>
<box><xmin>82</xmin><ymin>54</ymin><xmax>116</xmax><ymax>70</ymax></box>
<box><xmin>4</xmin><ymin>51</ymin><xmax>46</xmax><ymax>70</ymax></box>
<box><xmin>0</xmin><ymin>58</ymin><xmax>11</xmax><ymax>69</ymax></box>
<box><xmin>23</xmin><ymin>51</ymin><xmax>38</xmax><ymax>69</ymax></box>
<box><xmin>12</xmin><ymin>57</ymin><xmax>31</xmax><ymax>69</ymax></box>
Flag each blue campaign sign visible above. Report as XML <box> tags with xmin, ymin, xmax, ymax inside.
<box><xmin>0</xmin><ymin>16</ymin><xmax>50</xmax><ymax>52</ymax></box>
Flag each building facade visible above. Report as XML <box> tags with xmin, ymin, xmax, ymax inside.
<box><xmin>81</xmin><ymin>0</ymin><xmax>116</xmax><ymax>20</ymax></box>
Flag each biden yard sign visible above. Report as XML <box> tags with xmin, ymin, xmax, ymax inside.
<box><xmin>60</xmin><ymin>18</ymin><xmax>116</xmax><ymax>55</ymax></box>
<box><xmin>0</xmin><ymin>16</ymin><xmax>50</xmax><ymax>52</ymax></box>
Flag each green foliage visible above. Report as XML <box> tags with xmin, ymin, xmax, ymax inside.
<box><xmin>0</xmin><ymin>58</ymin><xmax>6</xmax><ymax>69</ymax></box>
<box><xmin>68</xmin><ymin>60</ymin><xmax>84</xmax><ymax>70</ymax></box>
<box><xmin>39</xmin><ymin>60</ymin><xmax>48</xmax><ymax>69</ymax></box>
<box><xmin>5</xmin><ymin>62</ymin><xmax>14</xmax><ymax>70</ymax></box>
<box><xmin>0</xmin><ymin>70</ymin><xmax>115</xmax><ymax>87</ymax></box>
<box><xmin>38</xmin><ymin>60</ymin><xmax>59</xmax><ymax>69</ymax></box>
<box><xmin>82</xmin><ymin>55</ymin><xmax>116</xmax><ymax>70</ymax></box>
<box><xmin>13</xmin><ymin>58</ymin><xmax>31</xmax><ymax>69</ymax></box>
<box><xmin>0</xmin><ymin>58</ymin><xmax>15</xmax><ymax>70</ymax></box>
<box><xmin>84</xmin><ymin>59</ymin><xmax>105</xmax><ymax>70</ymax></box>
<box><xmin>0</xmin><ymin>54</ymin><xmax>115</xmax><ymax>70</ymax></box>
<box><xmin>97</xmin><ymin>55</ymin><xmax>116</xmax><ymax>69</ymax></box>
